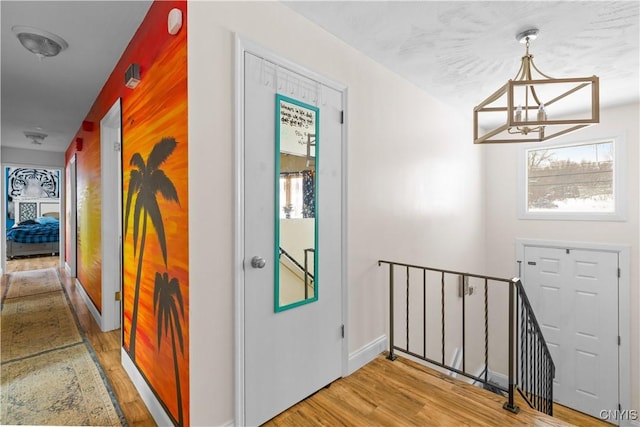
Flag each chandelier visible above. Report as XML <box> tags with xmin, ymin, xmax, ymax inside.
<box><xmin>473</xmin><ymin>29</ymin><xmax>599</xmax><ymax>144</ymax></box>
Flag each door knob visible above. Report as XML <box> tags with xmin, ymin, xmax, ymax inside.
<box><xmin>250</xmin><ymin>256</ymin><xmax>266</xmax><ymax>269</ymax></box>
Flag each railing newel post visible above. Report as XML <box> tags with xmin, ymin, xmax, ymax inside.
<box><xmin>503</xmin><ymin>279</ymin><xmax>520</xmax><ymax>414</ymax></box>
<box><xmin>387</xmin><ymin>263</ymin><xmax>397</xmax><ymax>361</ymax></box>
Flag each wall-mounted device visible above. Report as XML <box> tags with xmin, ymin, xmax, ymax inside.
<box><xmin>168</xmin><ymin>8</ymin><xmax>182</xmax><ymax>35</ymax></box>
<box><xmin>125</xmin><ymin>63</ymin><xmax>141</xmax><ymax>89</ymax></box>
<box><xmin>459</xmin><ymin>275</ymin><xmax>474</xmax><ymax>297</ymax></box>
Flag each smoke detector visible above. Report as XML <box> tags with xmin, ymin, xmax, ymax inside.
<box><xmin>24</xmin><ymin>131</ymin><xmax>48</xmax><ymax>145</ymax></box>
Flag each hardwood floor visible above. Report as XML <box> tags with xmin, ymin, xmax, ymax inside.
<box><xmin>266</xmin><ymin>355</ymin><xmax>613</xmax><ymax>427</ymax></box>
<box><xmin>3</xmin><ymin>256</ymin><xmax>613</xmax><ymax>427</ymax></box>
<box><xmin>2</xmin><ymin>256</ymin><xmax>156</xmax><ymax>426</ymax></box>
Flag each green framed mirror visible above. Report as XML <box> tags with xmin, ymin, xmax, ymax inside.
<box><xmin>275</xmin><ymin>94</ymin><xmax>319</xmax><ymax>312</ymax></box>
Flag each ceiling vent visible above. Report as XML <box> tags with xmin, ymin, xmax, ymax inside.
<box><xmin>24</xmin><ymin>131</ymin><xmax>48</xmax><ymax>145</ymax></box>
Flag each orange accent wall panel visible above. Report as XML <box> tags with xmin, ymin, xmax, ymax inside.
<box><xmin>64</xmin><ymin>1</ymin><xmax>188</xmax><ymax>425</ymax></box>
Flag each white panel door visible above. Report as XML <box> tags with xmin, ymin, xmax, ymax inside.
<box><xmin>243</xmin><ymin>51</ymin><xmax>344</xmax><ymax>426</ymax></box>
<box><xmin>523</xmin><ymin>246</ymin><xmax>618</xmax><ymax>418</ymax></box>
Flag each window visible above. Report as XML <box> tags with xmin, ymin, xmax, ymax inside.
<box><xmin>519</xmin><ymin>138</ymin><xmax>625</xmax><ymax>220</ymax></box>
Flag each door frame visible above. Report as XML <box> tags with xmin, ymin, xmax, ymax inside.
<box><xmin>1</xmin><ymin>162</ymin><xmax>64</xmax><ymax>274</ymax></box>
<box><xmin>99</xmin><ymin>98</ymin><xmax>123</xmax><ymax>332</ymax></box>
<box><xmin>516</xmin><ymin>238</ymin><xmax>631</xmax><ymax>418</ymax></box>
<box><xmin>67</xmin><ymin>155</ymin><xmax>77</xmax><ymax>277</ymax></box>
<box><xmin>234</xmin><ymin>35</ymin><xmax>349</xmax><ymax>426</ymax></box>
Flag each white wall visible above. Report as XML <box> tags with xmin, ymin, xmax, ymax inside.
<box><xmin>1</xmin><ymin>147</ymin><xmax>65</xmax><ymax>168</ymax></box>
<box><xmin>188</xmin><ymin>2</ymin><xmax>485</xmax><ymax>424</ymax></box>
<box><xmin>484</xmin><ymin>102</ymin><xmax>640</xmax><ymax>412</ymax></box>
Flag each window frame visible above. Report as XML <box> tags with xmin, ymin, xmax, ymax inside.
<box><xmin>517</xmin><ymin>135</ymin><xmax>627</xmax><ymax>221</ymax></box>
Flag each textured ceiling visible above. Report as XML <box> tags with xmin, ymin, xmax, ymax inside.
<box><xmin>1</xmin><ymin>1</ymin><xmax>638</xmax><ymax>154</ymax></box>
<box><xmin>285</xmin><ymin>1</ymin><xmax>640</xmax><ymax>114</ymax></box>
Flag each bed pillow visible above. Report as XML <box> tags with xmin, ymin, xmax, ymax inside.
<box><xmin>36</xmin><ymin>216</ymin><xmax>59</xmax><ymax>225</ymax></box>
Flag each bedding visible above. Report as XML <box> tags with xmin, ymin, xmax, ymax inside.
<box><xmin>6</xmin><ymin>216</ymin><xmax>59</xmax><ymax>259</ymax></box>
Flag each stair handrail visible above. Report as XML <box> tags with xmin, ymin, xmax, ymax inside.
<box><xmin>377</xmin><ymin>259</ymin><xmax>555</xmax><ymax>416</ymax></box>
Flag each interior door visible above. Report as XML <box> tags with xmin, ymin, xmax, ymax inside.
<box><xmin>523</xmin><ymin>245</ymin><xmax>618</xmax><ymax>418</ymax></box>
<box><xmin>243</xmin><ymin>51</ymin><xmax>344</xmax><ymax>426</ymax></box>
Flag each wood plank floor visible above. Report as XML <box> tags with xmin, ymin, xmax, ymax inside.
<box><xmin>3</xmin><ymin>256</ymin><xmax>612</xmax><ymax>427</ymax></box>
<box><xmin>266</xmin><ymin>355</ymin><xmax>612</xmax><ymax>427</ymax></box>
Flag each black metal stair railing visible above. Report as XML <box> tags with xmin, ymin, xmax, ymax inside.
<box><xmin>377</xmin><ymin>260</ymin><xmax>555</xmax><ymax>416</ymax></box>
<box><xmin>515</xmin><ymin>279</ymin><xmax>556</xmax><ymax>415</ymax></box>
<box><xmin>279</xmin><ymin>247</ymin><xmax>315</xmax><ymax>298</ymax></box>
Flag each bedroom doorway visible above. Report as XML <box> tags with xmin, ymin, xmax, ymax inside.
<box><xmin>3</xmin><ymin>164</ymin><xmax>62</xmax><ymax>275</ymax></box>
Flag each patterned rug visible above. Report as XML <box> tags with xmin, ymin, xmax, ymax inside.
<box><xmin>4</xmin><ymin>267</ymin><xmax>63</xmax><ymax>299</ymax></box>
<box><xmin>1</xmin><ymin>268</ymin><xmax>126</xmax><ymax>426</ymax></box>
<box><xmin>1</xmin><ymin>288</ymin><xmax>82</xmax><ymax>362</ymax></box>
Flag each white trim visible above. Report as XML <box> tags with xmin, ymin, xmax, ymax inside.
<box><xmin>517</xmin><ymin>134</ymin><xmax>627</xmax><ymax>221</ymax></box>
<box><xmin>121</xmin><ymin>349</ymin><xmax>173</xmax><ymax>427</ymax></box>
<box><xmin>347</xmin><ymin>335</ymin><xmax>387</xmax><ymax>375</ymax></box>
<box><xmin>75</xmin><ymin>277</ymin><xmax>102</xmax><ymax>327</ymax></box>
<box><xmin>341</xmin><ymin>89</ymin><xmax>350</xmax><ymax>378</ymax></box>
<box><xmin>233</xmin><ymin>33</ymin><xmax>246</xmax><ymax>427</ymax></box>
<box><xmin>100</xmin><ymin>98</ymin><xmax>122</xmax><ymax>332</ymax></box>
<box><xmin>234</xmin><ymin>34</ymin><xmax>349</xmax><ymax>426</ymax></box>
<box><xmin>515</xmin><ymin>238</ymin><xmax>631</xmax><ymax>418</ymax></box>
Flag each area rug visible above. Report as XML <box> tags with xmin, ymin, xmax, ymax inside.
<box><xmin>1</xmin><ymin>290</ymin><xmax>82</xmax><ymax>362</ymax></box>
<box><xmin>1</xmin><ymin>343</ymin><xmax>125</xmax><ymax>426</ymax></box>
<box><xmin>1</xmin><ymin>269</ymin><xmax>127</xmax><ymax>426</ymax></box>
<box><xmin>4</xmin><ymin>267</ymin><xmax>63</xmax><ymax>299</ymax></box>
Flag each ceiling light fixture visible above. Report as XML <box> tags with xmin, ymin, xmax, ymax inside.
<box><xmin>24</xmin><ymin>131</ymin><xmax>48</xmax><ymax>145</ymax></box>
<box><xmin>473</xmin><ymin>28</ymin><xmax>599</xmax><ymax>144</ymax></box>
<box><xmin>11</xmin><ymin>25</ymin><xmax>68</xmax><ymax>59</ymax></box>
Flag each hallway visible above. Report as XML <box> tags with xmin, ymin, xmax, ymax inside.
<box><xmin>1</xmin><ymin>256</ymin><xmax>613</xmax><ymax>426</ymax></box>
<box><xmin>1</xmin><ymin>257</ymin><xmax>155</xmax><ymax>426</ymax></box>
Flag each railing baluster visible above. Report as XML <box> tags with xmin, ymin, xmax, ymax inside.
<box><xmin>378</xmin><ymin>261</ymin><xmax>554</xmax><ymax>416</ymax></box>
<box><xmin>423</xmin><ymin>269</ymin><xmax>427</xmax><ymax>359</ymax></box>
<box><xmin>441</xmin><ymin>271</ymin><xmax>445</xmax><ymax>366</ymax></box>
<box><xmin>462</xmin><ymin>274</ymin><xmax>466</xmax><ymax>374</ymax></box>
<box><xmin>484</xmin><ymin>278</ymin><xmax>488</xmax><ymax>384</ymax></box>
<box><xmin>406</xmin><ymin>266</ymin><xmax>410</xmax><ymax>353</ymax></box>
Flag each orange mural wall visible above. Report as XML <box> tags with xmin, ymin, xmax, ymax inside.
<box><xmin>64</xmin><ymin>2</ymin><xmax>188</xmax><ymax>426</ymax></box>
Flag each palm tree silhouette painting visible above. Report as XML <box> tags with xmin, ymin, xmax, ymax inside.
<box><xmin>154</xmin><ymin>272</ymin><xmax>185</xmax><ymax>427</ymax></box>
<box><xmin>125</xmin><ymin>137</ymin><xmax>180</xmax><ymax>361</ymax></box>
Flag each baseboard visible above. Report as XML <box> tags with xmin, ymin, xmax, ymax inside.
<box><xmin>347</xmin><ymin>335</ymin><xmax>387</xmax><ymax>375</ymax></box>
<box><xmin>121</xmin><ymin>349</ymin><xmax>173</xmax><ymax>426</ymax></box>
<box><xmin>75</xmin><ymin>278</ymin><xmax>102</xmax><ymax>328</ymax></box>
<box><xmin>64</xmin><ymin>262</ymin><xmax>71</xmax><ymax>276</ymax></box>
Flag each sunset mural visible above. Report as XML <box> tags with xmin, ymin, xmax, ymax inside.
<box><xmin>122</xmin><ymin>12</ymin><xmax>189</xmax><ymax>427</ymax></box>
<box><xmin>64</xmin><ymin>1</ymin><xmax>189</xmax><ymax>425</ymax></box>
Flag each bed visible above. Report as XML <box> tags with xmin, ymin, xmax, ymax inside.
<box><xmin>6</xmin><ymin>212</ymin><xmax>60</xmax><ymax>259</ymax></box>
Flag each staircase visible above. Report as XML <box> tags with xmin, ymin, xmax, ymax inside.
<box><xmin>378</xmin><ymin>260</ymin><xmax>555</xmax><ymax>416</ymax></box>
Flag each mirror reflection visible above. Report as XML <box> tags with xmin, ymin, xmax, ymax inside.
<box><xmin>275</xmin><ymin>95</ymin><xmax>318</xmax><ymax>311</ymax></box>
